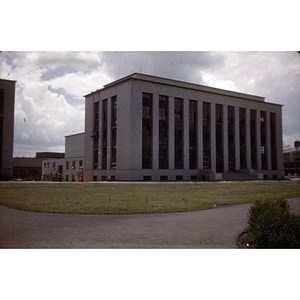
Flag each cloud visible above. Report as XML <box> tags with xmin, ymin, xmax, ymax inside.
<box><xmin>1</xmin><ymin>51</ymin><xmax>299</xmax><ymax>156</ymax></box>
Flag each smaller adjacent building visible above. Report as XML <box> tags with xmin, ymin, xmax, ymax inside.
<box><xmin>42</xmin><ymin>133</ymin><xmax>84</xmax><ymax>182</ymax></box>
<box><xmin>283</xmin><ymin>141</ymin><xmax>300</xmax><ymax>175</ymax></box>
<box><xmin>13</xmin><ymin>152</ymin><xmax>64</xmax><ymax>181</ymax></box>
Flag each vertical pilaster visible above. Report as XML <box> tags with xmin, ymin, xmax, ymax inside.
<box><xmin>223</xmin><ymin>104</ymin><xmax>228</xmax><ymax>172</ymax></box>
<box><xmin>183</xmin><ymin>98</ymin><xmax>189</xmax><ymax>170</ymax></box>
<box><xmin>197</xmin><ymin>100</ymin><xmax>203</xmax><ymax>170</ymax></box>
<box><xmin>246</xmin><ymin>108</ymin><xmax>251</xmax><ymax>170</ymax></box>
<box><xmin>168</xmin><ymin>97</ymin><xmax>175</xmax><ymax>169</ymax></box>
<box><xmin>256</xmin><ymin>110</ymin><xmax>262</xmax><ymax>170</ymax></box>
<box><xmin>152</xmin><ymin>94</ymin><xmax>159</xmax><ymax>170</ymax></box>
<box><xmin>210</xmin><ymin>103</ymin><xmax>216</xmax><ymax>173</ymax></box>
<box><xmin>235</xmin><ymin>107</ymin><xmax>240</xmax><ymax>170</ymax></box>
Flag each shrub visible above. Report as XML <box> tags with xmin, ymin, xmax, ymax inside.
<box><xmin>245</xmin><ymin>199</ymin><xmax>300</xmax><ymax>248</ymax></box>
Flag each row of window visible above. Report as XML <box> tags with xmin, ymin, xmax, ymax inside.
<box><xmin>92</xmin><ymin>96</ymin><xmax>117</xmax><ymax>170</ymax></box>
<box><xmin>142</xmin><ymin>93</ymin><xmax>278</xmax><ymax>171</ymax></box>
<box><xmin>43</xmin><ymin>160</ymin><xmax>83</xmax><ymax>169</ymax></box>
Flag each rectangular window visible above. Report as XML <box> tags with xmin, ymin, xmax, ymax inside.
<box><xmin>250</xmin><ymin>110</ymin><xmax>257</xmax><ymax>169</ymax></box>
<box><xmin>66</xmin><ymin>161</ymin><xmax>69</xmax><ymax>169</ymax></box>
<box><xmin>111</xmin><ymin>96</ymin><xmax>117</xmax><ymax>169</ymax></box>
<box><xmin>72</xmin><ymin>160</ymin><xmax>75</xmax><ymax>169</ymax></box>
<box><xmin>260</xmin><ymin>111</ymin><xmax>267</xmax><ymax>170</ymax></box>
<box><xmin>239</xmin><ymin>108</ymin><xmax>247</xmax><ymax>169</ymax></box>
<box><xmin>93</xmin><ymin>101</ymin><xmax>99</xmax><ymax>169</ymax></box>
<box><xmin>228</xmin><ymin>106</ymin><xmax>235</xmax><ymax>172</ymax></box>
<box><xmin>53</xmin><ymin>162</ymin><xmax>56</xmax><ymax>169</ymax></box>
<box><xmin>159</xmin><ymin>95</ymin><xmax>168</xmax><ymax>169</ymax></box>
<box><xmin>79</xmin><ymin>160</ymin><xmax>83</xmax><ymax>168</ymax></box>
<box><xmin>175</xmin><ymin>98</ymin><xmax>183</xmax><ymax>169</ymax></box>
<box><xmin>203</xmin><ymin>102</ymin><xmax>211</xmax><ymax>169</ymax></box>
<box><xmin>270</xmin><ymin>112</ymin><xmax>277</xmax><ymax>170</ymax></box>
<box><xmin>142</xmin><ymin>93</ymin><xmax>153</xmax><ymax>169</ymax></box>
<box><xmin>189</xmin><ymin>100</ymin><xmax>197</xmax><ymax>169</ymax></box>
<box><xmin>216</xmin><ymin>104</ymin><xmax>223</xmax><ymax>172</ymax></box>
<box><xmin>102</xmin><ymin>99</ymin><xmax>108</xmax><ymax>169</ymax></box>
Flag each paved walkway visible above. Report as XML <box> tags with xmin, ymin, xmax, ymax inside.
<box><xmin>1</xmin><ymin>198</ymin><xmax>300</xmax><ymax>249</ymax></box>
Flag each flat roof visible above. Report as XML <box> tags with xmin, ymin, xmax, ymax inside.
<box><xmin>84</xmin><ymin>72</ymin><xmax>267</xmax><ymax>103</ymax></box>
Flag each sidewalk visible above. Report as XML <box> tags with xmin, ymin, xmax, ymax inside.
<box><xmin>1</xmin><ymin>198</ymin><xmax>299</xmax><ymax>249</ymax></box>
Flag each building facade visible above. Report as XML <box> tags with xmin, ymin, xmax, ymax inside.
<box><xmin>0</xmin><ymin>79</ymin><xmax>16</xmax><ymax>180</ymax></box>
<box><xmin>84</xmin><ymin>73</ymin><xmax>284</xmax><ymax>181</ymax></box>
<box><xmin>42</xmin><ymin>133</ymin><xmax>84</xmax><ymax>182</ymax></box>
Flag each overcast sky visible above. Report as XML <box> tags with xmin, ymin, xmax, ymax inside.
<box><xmin>0</xmin><ymin>51</ymin><xmax>299</xmax><ymax>157</ymax></box>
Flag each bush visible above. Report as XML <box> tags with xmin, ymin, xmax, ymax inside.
<box><xmin>245</xmin><ymin>199</ymin><xmax>300</xmax><ymax>248</ymax></box>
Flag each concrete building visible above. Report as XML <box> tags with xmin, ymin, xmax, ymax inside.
<box><xmin>0</xmin><ymin>78</ymin><xmax>16</xmax><ymax>180</ymax></box>
<box><xmin>283</xmin><ymin>142</ymin><xmax>300</xmax><ymax>176</ymax></box>
<box><xmin>13</xmin><ymin>152</ymin><xmax>65</xmax><ymax>181</ymax></box>
<box><xmin>42</xmin><ymin>133</ymin><xmax>84</xmax><ymax>182</ymax></box>
<box><xmin>83</xmin><ymin>73</ymin><xmax>284</xmax><ymax>181</ymax></box>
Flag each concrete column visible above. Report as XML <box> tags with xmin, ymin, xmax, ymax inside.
<box><xmin>107</xmin><ymin>97</ymin><xmax>112</xmax><ymax>169</ymax></box>
<box><xmin>266</xmin><ymin>111</ymin><xmax>272</xmax><ymax>170</ymax></box>
<box><xmin>152</xmin><ymin>94</ymin><xmax>159</xmax><ymax>170</ymax></box>
<box><xmin>246</xmin><ymin>108</ymin><xmax>251</xmax><ymax>170</ymax></box>
<box><xmin>223</xmin><ymin>105</ymin><xmax>228</xmax><ymax>173</ymax></box>
<box><xmin>256</xmin><ymin>110</ymin><xmax>262</xmax><ymax>170</ymax></box>
<box><xmin>183</xmin><ymin>98</ymin><xmax>189</xmax><ymax>170</ymax></box>
<box><xmin>210</xmin><ymin>103</ymin><xmax>216</xmax><ymax>173</ymax></box>
<box><xmin>234</xmin><ymin>107</ymin><xmax>240</xmax><ymax>170</ymax></box>
<box><xmin>197</xmin><ymin>101</ymin><xmax>203</xmax><ymax>170</ymax></box>
<box><xmin>168</xmin><ymin>97</ymin><xmax>175</xmax><ymax>169</ymax></box>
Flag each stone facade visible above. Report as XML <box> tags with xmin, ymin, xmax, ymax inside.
<box><xmin>83</xmin><ymin>73</ymin><xmax>284</xmax><ymax>181</ymax></box>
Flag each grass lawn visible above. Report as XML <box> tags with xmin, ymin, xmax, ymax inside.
<box><xmin>0</xmin><ymin>181</ymin><xmax>300</xmax><ymax>214</ymax></box>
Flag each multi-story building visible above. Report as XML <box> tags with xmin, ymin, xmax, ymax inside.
<box><xmin>83</xmin><ymin>73</ymin><xmax>284</xmax><ymax>181</ymax></box>
<box><xmin>0</xmin><ymin>78</ymin><xmax>16</xmax><ymax>180</ymax></box>
<box><xmin>42</xmin><ymin>133</ymin><xmax>84</xmax><ymax>182</ymax></box>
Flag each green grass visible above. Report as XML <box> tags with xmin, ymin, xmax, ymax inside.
<box><xmin>0</xmin><ymin>181</ymin><xmax>300</xmax><ymax>214</ymax></box>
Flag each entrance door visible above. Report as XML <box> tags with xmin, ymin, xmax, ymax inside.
<box><xmin>228</xmin><ymin>157</ymin><xmax>234</xmax><ymax>172</ymax></box>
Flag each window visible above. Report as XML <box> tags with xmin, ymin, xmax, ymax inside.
<box><xmin>260</xmin><ymin>111</ymin><xmax>267</xmax><ymax>170</ymax></box>
<box><xmin>159</xmin><ymin>95</ymin><xmax>168</xmax><ymax>169</ymax></box>
<box><xmin>175</xmin><ymin>98</ymin><xmax>183</xmax><ymax>169</ymax></box>
<box><xmin>142</xmin><ymin>93</ymin><xmax>153</xmax><ymax>169</ymax></box>
<box><xmin>203</xmin><ymin>102</ymin><xmax>210</xmax><ymax>168</ymax></box>
<box><xmin>216</xmin><ymin>104</ymin><xmax>223</xmax><ymax>172</ymax></box>
<box><xmin>72</xmin><ymin>160</ymin><xmax>75</xmax><ymax>169</ymax></box>
<box><xmin>143</xmin><ymin>175</ymin><xmax>152</xmax><ymax>181</ymax></box>
<box><xmin>160</xmin><ymin>175</ymin><xmax>168</xmax><ymax>181</ymax></box>
<box><xmin>102</xmin><ymin>99</ymin><xmax>108</xmax><ymax>169</ymax></box>
<box><xmin>189</xmin><ymin>100</ymin><xmax>197</xmax><ymax>169</ymax></box>
<box><xmin>176</xmin><ymin>175</ymin><xmax>183</xmax><ymax>181</ymax></box>
<box><xmin>239</xmin><ymin>108</ymin><xmax>247</xmax><ymax>169</ymax></box>
<box><xmin>270</xmin><ymin>113</ymin><xmax>277</xmax><ymax>170</ymax></box>
<box><xmin>111</xmin><ymin>96</ymin><xmax>117</xmax><ymax>169</ymax></box>
<box><xmin>250</xmin><ymin>110</ymin><xmax>257</xmax><ymax>169</ymax></box>
<box><xmin>66</xmin><ymin>161</ymin><xmax>69</xmax><ymax>170</ymax></box>
<box><xmin>79</xmin><ymin>160</ymin><xmax>83</xmax><ymax>168</ymax></box>
<box><xmin>53</xmin><ymin>162</ymin><xmax>56</xmax><ymax>169</ymax></box>
<box><xmin>203</xmin><ymin>156</ymin><xmax>209</xmax><ymax>169</ymax></box>
<box><xmin>93</xmin><ymin>102</ymin><xmax>99</xmax><ymax>169</ymax></box>
<box><xmin>228</xmin><ymin>106</ymin><xmax>235</xmax><ymax>171</ymax></box>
